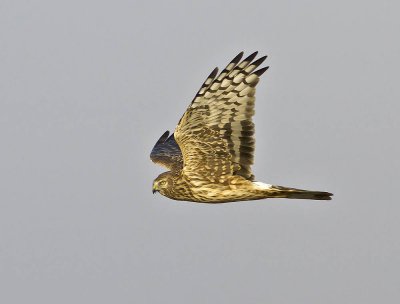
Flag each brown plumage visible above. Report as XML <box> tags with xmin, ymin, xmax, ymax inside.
<box><xmin>150</xmin><ymin>52</ymin><xmax>333</xmax><ymax>203</ymax></box>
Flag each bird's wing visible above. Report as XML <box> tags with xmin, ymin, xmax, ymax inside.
<box><xmin>174</xmin><ymin>52</ymin><xmax>268</xmax><ymax>181</ymax></box>
<box><xmin>150</xmin><ymin>131</ymin><xmax>183</xmax><ymax>171</ymax></box>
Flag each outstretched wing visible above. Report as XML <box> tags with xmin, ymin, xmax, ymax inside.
<box><xmin>150</xmin><ymin>131</ymin><xmax>183</xmax><ymax>171</ymax></box>
<box><xmin>175</xmin><ymin>52</ymin><xmax>268</xmax><ymax>181</ymax></box>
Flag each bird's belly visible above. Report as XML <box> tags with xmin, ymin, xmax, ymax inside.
<box><xmin>189</xmin><ymin>183</ymin><xmax>258</xmax><ymax>203</ymax></box>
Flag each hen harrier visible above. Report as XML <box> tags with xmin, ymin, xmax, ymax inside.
<box><xmin>150</xmin><ymin>52</ymin><xmax>332</xmax><ymax>203</ymax></box>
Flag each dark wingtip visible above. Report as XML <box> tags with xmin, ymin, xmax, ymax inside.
<box><xmin>161</xmin><ymin>130</ymin><xmax>170</xmax><ymax>139</ymax></box>
<box><xmin>155</xmin><ymin>130</ymin><xmax>170</xmax><ymax>145</ymax></box>
<box><xmin>242</xmin><ymin>51</ymin><xmax>258</xmax><ymax>64</ymax></box>
<box><xmin>253</xmin><ymin>66</ymin><xmax>269</xmax><ymax>77</ymax></box>
<box><xmin>251</xmin><ymin>55</ymin><xmax>268</xmax><ymax>68</ymax></box>
<box><xmin>166</xmin><ymin>132</ymin><xmax>176</xmax><ymax>142</ymax></box>
<box><xmin>150</xmin><ymin>131</ymin><xmax>169</xmax><ymax>159</ymax></box>
<box><xmin>209</xmin><ymin>67</ymin><xmax>219</xmax><ymax>78</ymax></box>
<box><xmin>232</xmin><ymin>51</ymin><xmax>244</xmax><ymax>64</ymax></box>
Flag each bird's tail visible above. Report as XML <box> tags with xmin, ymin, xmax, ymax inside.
<box><xmin>253</xmin><ymin>182</ymin><xmax>333</xmax><ymax>200</ymax></box>
<box><xmin>270</xmin><ymin>185</ymin><xmax>332</xmax><ymax>200</ymax></box>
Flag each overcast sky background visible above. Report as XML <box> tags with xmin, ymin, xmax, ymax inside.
<box><xmin>1</xmin><ymin>0</ymin><xmax>399</xmax><ymax>303</ymax></box>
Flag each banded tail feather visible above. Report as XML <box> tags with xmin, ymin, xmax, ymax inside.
<box><xmin>253</xmin><ymin>182</ymin><xmax>333</xmax><ymax>200</ymax></box>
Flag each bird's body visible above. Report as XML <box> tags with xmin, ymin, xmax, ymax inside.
<box><xmin>156</xmin><ymin>172</ymin><xmax>331</xmax><ymax>203</ymax></box>
<box><xmin>150</xmin><ymin>52</ymin><xmax>332</xmax><ymax>203</ymax></box>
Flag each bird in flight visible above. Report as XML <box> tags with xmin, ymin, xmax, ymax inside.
<box><xmin>150</xmin><ymin>52</ymin><xmax>332</xmax><ymax>203</ymax></box>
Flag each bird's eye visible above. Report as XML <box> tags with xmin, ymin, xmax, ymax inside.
<box><xmin>160</xmin><ymin>180</ymin><xmax>167</xmax><ymax>186</ymax></box>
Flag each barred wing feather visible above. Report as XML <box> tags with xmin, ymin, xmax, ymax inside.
<box><xmin>175</xmin><ymin>52</ymin><xmax>268</xmax><ymax>181</ymax></box>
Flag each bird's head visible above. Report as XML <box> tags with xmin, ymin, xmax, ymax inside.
<box><xmin>152</xmin><ymin>172</ymin><xmax>174</xmax><ymax>196</ymax></box>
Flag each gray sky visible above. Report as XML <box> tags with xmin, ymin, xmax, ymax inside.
<box><xmin>1</xmin><ymin>0</ymin><xmax>399</xmax><ymax>303</ymax></box>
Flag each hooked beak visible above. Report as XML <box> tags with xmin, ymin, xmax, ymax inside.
<box><xmin>152</xmin><ymin>184</ymin><xmax>158</xmax><ymax>194</ymax></box>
